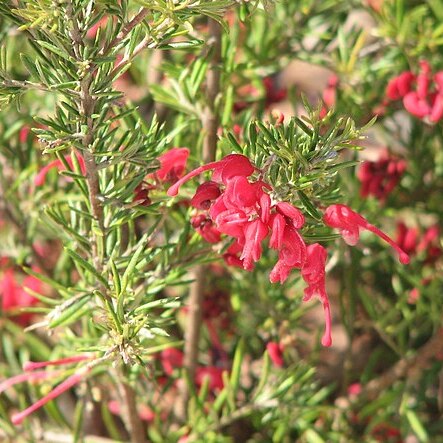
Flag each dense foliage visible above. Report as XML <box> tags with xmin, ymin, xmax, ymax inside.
<box><xmin>1</xmin><ymin>1</ymin><xmax>442</xmax><ymax>442</ymax></box>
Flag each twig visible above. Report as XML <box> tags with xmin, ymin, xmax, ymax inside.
<box><xmin>118</xmin><ymin>381</ymin><xmax>147</xmax><ymax>443</ymax></box>
<box><xmin>100</xmin><ymin>8</ymin><xmax>149</xmax><ymax>56</ymax></box>
<box><xmin>68</xmin><ymin>2</ymin><xmax>105</xmax><ymax>269</ymax></box>
<box><xmin>108</xmin><ymin>36</ymin><xmax>151</xmax><ymax>80</ymax></box>
<box><xmin>177</xmin><ymin>18</ymin><xmax>222</xmax><ymax>420</ymax></box>
<box><xmin>363</xmin><ymin>328</ymin><xmax>443</xmax><ymax>399</ymax></box>
<box><xmin>335</xmin><ymin>328</ymin><xmax>443</xmax><ymax>406</ymax></box>
<box><xmin>67</xmin><ymin>4</ymin><xmax>146</xmax><ymax>442</ymax></box>
<box><xmin>202</xmin><ymin>19</ymin><xmax>222</xmax><ymax>164</ymax></box>
<box><xmin>0</xmin><ymin>78</ymin><xmax>49</xmax><ymax>92</ymax></box>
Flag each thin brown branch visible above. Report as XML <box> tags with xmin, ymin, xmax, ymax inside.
<box><xmin>0</xmin><ymin>78</ymin><xmax>50</xmax><ymax>92</ymax></box>
<box><xmin>118</xmin><ymin>382</ymin><xmax>147</xmax><ymax>443</ymax></box>
<box><xmin>67</xmin><ymin>5</ymin><xmax>147</xmax><ymax>442</ymax></box>
<box><xmin>334</xmin><ymin>328</ymin><xmax>443</xmax><ymax>408</ymax></box>
<box><xmin>177</xmin><ymin>18</ymin><xmax>222</xmax><ymax>420</ymax></box>
<box><xmin>108</xmin><ymin>36</ymin><xmax>151</xmax><ymax>81</ymax></box>
<box><xmin>100</xmin><ymin>8</ymin><xmax>149</xmax><ymax>56</ymax></box>
<box><xmin>68</xmin><ymin>2</ymin><xmax>105</xmax><ymax>269</ymax></box>
<box><xmin>202</xmin><ymin>19</ymin><xmax>222</xmax><ymax>164</ymax></box>
<box><xmin>362</xmin><ymin>328</ymin><xmax>443</xmax><ymax>399</ymax></box>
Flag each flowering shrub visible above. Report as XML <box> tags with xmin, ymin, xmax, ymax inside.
<box><xmin>0</xmin><ymin>1</ymin><xmax>442</xmax><ymax>442</ymax></box>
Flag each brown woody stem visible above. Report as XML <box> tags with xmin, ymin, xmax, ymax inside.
<box><xmin>177</xmin><ymin>18</ymin><xmax>222</xmax><ymax>420</ymax></box>
<box><xmin>68</xmin><ymin>4</ymin><xmax>146</xmax><ymax>441</ymax></box>
<box><xmin>119</xmin><ymin>381</ymin><xmax>147</xmax><ymax>443</ymax></box>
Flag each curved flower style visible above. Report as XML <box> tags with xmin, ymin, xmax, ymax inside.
<box><xmin>1</xmin><ymin>354</ymin><xmax>94</xmax><ymax>426</ymax></box>
<box><xmin>324</xmin><ymin>204</ymin><xmax>410</xmax><ymax>264</ymax></box>
<box><xmin>167</xmin><ymin>154</ymin><xmax>255</xmax><ymax>197</ymax></box>
<box><xmin>12</xmin><ymin>369</ymin><xmax>88</xmax><ymax>425</ymax></box>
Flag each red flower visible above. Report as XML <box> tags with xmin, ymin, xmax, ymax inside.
<box><xmin>0</xmin><ymin>269</ymin><xmax>41</xmax><ymax>325</ymax></box>
<box><xmin>223</xmin><ymin>240</ymin><xmax>245</xmax><ymax>268</ymax></box>
<box><xmin>35</xmin><ymin>152</ymin><xmax>86</xmax><ymax>186</ymax></box>
<box><xmin>209</xmin><ymin>176</ymin><xmax>272</xmax><ymax>270</ymax></box>
<box><xmin>190</xmin><ymin>181</ymin><xmax>221</xmax><ymax>209</ymax></box>
<box><xmin>269</xmin><ymin>225</ymin><xmax>306</xmax><ymax>283</ymax></box>
<box><xmin>301</xmin><ymin>244</ymin><xmax>332</xmax><ymax>347</ymax></box>
<box><xmin>190</xmin><ymin>214</ymin><xmax>222</xmax><ymax>243</ymax></box>
<box><xmin>160</xmin><ymin>348</ymin><xmax>184</xmax><ymax>376</ymax></box>
<box><xmin>133</xmin><ymin>183</ymin><xmax>152</xmax><ymax>206</ymax></box>
<box><xmin>417</xmin><ymin>225</ymin><xmax>442</xmax><ymax>263</ymax></box>
<box><xmin>266</xmin><ymin>342</ymin><xmax>284</xmax><ymax>367</ymax></box>
<box><xmin>347</xmin><ymin>382</ymin><xmax>362</xmax><ymax>396</ymax></box>
<box><xmin>155</xmin><ymin>147</ymin><xmax>190</xmax><ymax>183</ymax></box>
<box><xmin>319</xmin><ymin>74</ymin><xmax>339</xmax><ymax>118</ymax></box>
<box><xmin>263</xmin><ymin>76</ymin><xmax>287</xmax><ymax>107</ymax></box>
<box><xmin>195</xmin><ymin>366</ymin><xmax>225</xmax><ymax>391</ymax></box>
<box><xmin>386</xmin><ymin>71</ymin><xmax>415</xmax><ymax>100</ymax></box>
<box><xmin>240</xmin><ymin>219</ymin><xmax>269</xmax><ymax>270</ymax></box>
<box><xmin>396</xmin><ymin>222</ymin><xmax>441</xmax><ymax>264</ymax></box>
<box><xmin>324</xmin><ymin>204</ymin><xmax>410</xmax><ymax>264</ymax></box>
<box><xmin>159</xmin><ymin>348</ymin><xmax>226</xmax><ymax>392</ymax></box>
<box><xmin>395</xmin><ymin>222</ymin><xmax>419</xmax><ymax>256</ymax></box>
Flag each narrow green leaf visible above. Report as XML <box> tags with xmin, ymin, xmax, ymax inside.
<box><xmin>73</xmin><ymin>398</ymin><xmax>86</xmax><ymax>443</ymax></box>
<box><xmin>254</xmin><ymin>351</ymin><xmax>271</xmax><ymax>399</ymax></box>
<box><xmin>230</xmin><ymin>339</ymin><xmax>244</xmax><ymax>394</ymax></box>
<box><xmin>406</xmin><ymin>410</ymin><xmax>429</xmax><ymax>442</ymax></box>
<box><xmin>36</xmin><ymin>40</ymin><xmax>72</xmax><ymax>61</ymax></box>
<box><xmin>297</xmin><ymin>190</ymin><xmax>322</xmax><ymax>220</ymax></box>
<box><xmin>134</xmin><ymin>297</ymin><xmax>181</xmax><ymax>313</ymax></box>
<box><xmin>110</xmin><ymin>259</ymin><xmax>121</xmax><ymax>296</ymax></box>
<box><xmin>48</xmin><ymin>295</ymin><xmax>90</xmax><ymax>328</ymax></box>
<box><xmin>120</xmin><ymin>236</ymin><xmax>148</xmax><ymax>295</ymax></box>
<box><xmin>65</xmin><ymin>248</ymin><xmax>108</xmax><ymax>287</ymax></box>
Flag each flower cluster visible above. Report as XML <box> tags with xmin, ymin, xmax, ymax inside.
<box><xmin>168</xmin><ymin>154</ymin><xmax>410</xmax><ymax>347</ymax></box>
<box><xmin>357</xmin><ymin>149</ymin><xmax>406</xmax><ymax>201</ymax></box>
<box><xmin>386</xmin><ymin>61</ymin><xmax>443</xmax><ymax>123</ymax></box>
